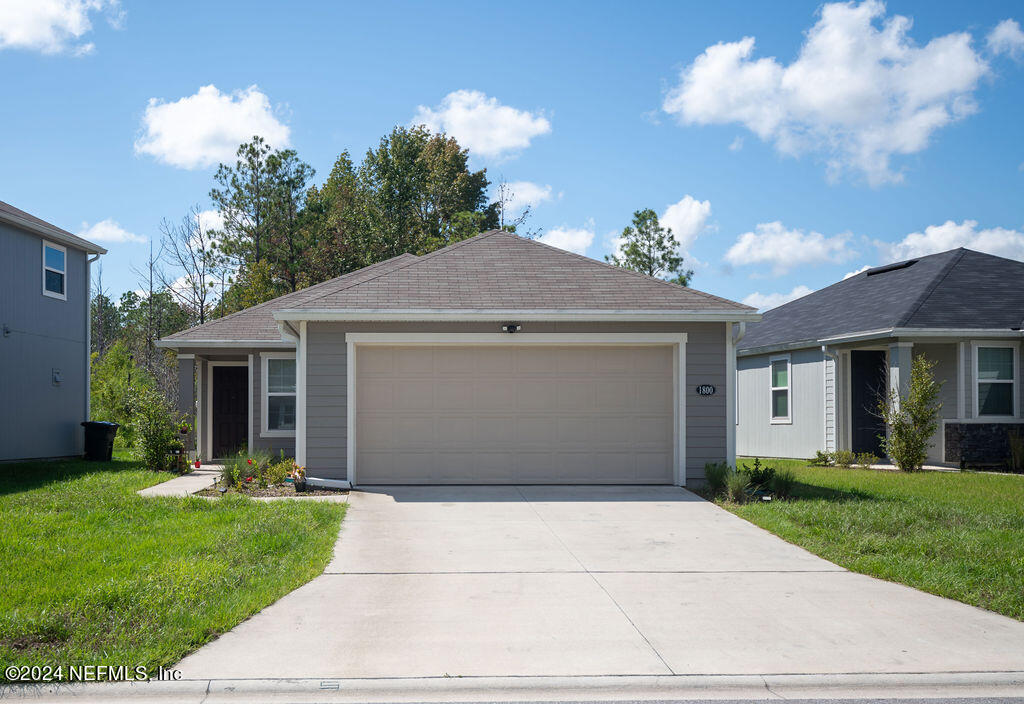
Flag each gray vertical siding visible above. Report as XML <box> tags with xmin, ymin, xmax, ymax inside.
<box><xmin>302</xmin><ymin>321</ymin><xmax>730</xmax><ymax>483</ymax></box>
<box><xmin>824</xmin><ymin>355</ymin><xmax>836</xmax><ymax>452</ymax></box>
<box><xmin>914</xmin><ymin>343</ymin><xmax>958</xmax><ymax>462</ymax></box>
<box><xmin>1</xmin><ymin>223</ymin><xmax>90</xmax><ymax>460</ymax></box>
<box><xmin>736</xmin><ymin>347</ymin><xmax>826</xmax><ymax>459</ymax></box>
<box><xmin>250</xmin><ymin>352</ymin><xmax>296</xmax><ymax>458</ymax></box>
<box><xmin>305</xmin><ymin>324</ymin><xmax>348</xmax><ymax>478</ymax></box>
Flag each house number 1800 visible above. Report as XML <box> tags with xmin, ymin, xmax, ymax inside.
<box><xmin>695</xmin><ymin>385</ymin><xmax>716</xmax><ymax>396</ymax></box>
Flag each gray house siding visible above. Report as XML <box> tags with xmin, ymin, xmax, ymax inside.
<box><xmin>304</xmin><ymin>321</ymin><xmax>730</xmax><ymax>484</ymax></box>
<box><xmin>736</xmin><ymin>347</ymin><xmax>825</xmax><ymax>460</ymax></box>
<box><xmin>1</xmin><ymin>222</ymin><xmax>90</xmax><ymax>460</ymax></box>
<box><xmin>251</xmin><ymin>352</ymin><xmax>296</xmax><ymax>458</ymax></box>
<box><xmin>915</xmin><ymin>343</ymin><xmax>958</xmax><ymax>462</ymax></box>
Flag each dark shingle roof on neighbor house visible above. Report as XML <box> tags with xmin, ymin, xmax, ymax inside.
<box><xmin>163</xmin><ymin>230</ymin><xmax>755</xmax><ymax>344</ymax></box>
<box><xmin>0</xmin><ymin>200</ymin><xmax>107</xmax><ymax>255</ymax></box>
<box><xmin>738</xmin><ymin>248</ymin><xmax>1024</xmax><ymax>353</ymax></box>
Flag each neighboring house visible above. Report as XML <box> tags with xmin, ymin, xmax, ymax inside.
<box><xmin>0</xmin><ymin>201</ymin><xmax>106</xmax><ymax>461</ymax></box>
<box><xmin>736</xmin><ymin>248</ymin><xmax>1024</xmax><ymax>466</ymax></box>
<box><xmin>158</xmin><ymin>230</ymin><xmax>758</xmax><ymax>487</ymax></box>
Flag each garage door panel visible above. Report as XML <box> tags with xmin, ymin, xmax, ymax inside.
<box><xmin>356</xmin><ymin>345</ymin><xmax>675</xmax><ymax>484</ymax></box>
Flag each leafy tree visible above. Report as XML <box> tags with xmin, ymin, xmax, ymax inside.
<box><xmin>357</xmin><ymin>125</ymin><xmax>494</xmax><ymax>262</ymax></box>
<box><xmin>218</xmin><ymin>260</ymin><xmax>284</xmax><ymax>317</ymax></box>
<box><xmin>301</xmin><ymin>152</ymin><xmax>363</xmax><ymax>282</ymax></box>
<box><xmin>606</xmin><ymin>209</ymin><xmax>693</xmax><ymax>286</ymax></box>
<box><xmin>265</xmin><ymin>149</ymin><xmax>315</xmax><ymax>292</ymax></box>
<box><xmin>209</xmin><ymin>136</ymin><xmax>276</xmax><ymax>267</ymax></box>
<box><xmin>878</xmin><ymin>355</ymin><xmax>943</xmax><ymax>471</ymax></box>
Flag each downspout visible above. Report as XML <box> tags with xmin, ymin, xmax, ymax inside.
<box><xmin>85</xmin><ymin>253</ymin><xmax>100</xmax><ymax>424</ymax></box>
<box><xmin>727</xmin><ymin>322</ymin><xmax>746</xmax><ymax>468</ymax></box>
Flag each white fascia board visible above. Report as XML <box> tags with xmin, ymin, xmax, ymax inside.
<box><xmin>155</xmin><ymin>339</ymin><xmax>295</xmax><ymax>349</ymax></box>
<box><xmin>1</xmin><ymin>210</ymin><xmax>107</xmax><ymax>254</ymax></box>
<box><xmin>817</xmin><ymin>327</ymin><xmax>1024</xmax><ymax>345</ymax></box>
<box><xmin>737</xmin><ymin>339</ymin><xmax>819</xmax><ymax>358</ymax></box>
<box><xmin>273</xmin><ymin>308</ymin><xmax>761</xmax><ymax>323</ymax></box>
<box><xmin>346</xmin><ymin>332</ymin><xmax>687</xmax><ymax>345</ymax></box>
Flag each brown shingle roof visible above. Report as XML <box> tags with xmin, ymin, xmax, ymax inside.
<box><xmin>162</xmin><ymin>231</ymin><xmax>753</xmax><ymax>344</ymax></box>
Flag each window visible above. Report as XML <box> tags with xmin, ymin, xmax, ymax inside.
<box><xmin>262</xmin><ymin>354</ymin><xmax>296</xmax><ymax>435</ymax></box>
<box><xmin>975</xmin><ymin>344</ymin><xmax>1017</xmax><ymax>418</ymax></box>
<box><xmin>42</xmin><ymin>241</ymin><xmax>66</xmax><ymax>299</ymax></box>
<box><xmin>770</xmin><ymin>355</ymin><xmax>791</xmax><ymax>423</ymax></box>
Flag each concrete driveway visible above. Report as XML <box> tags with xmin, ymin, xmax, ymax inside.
<box><xmin>176</xmin><ymin>486</ymin><xmax>1024</xmax><ymax>681</ymax></box>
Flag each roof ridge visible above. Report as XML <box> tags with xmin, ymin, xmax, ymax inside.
<box><xmin>164</xmin><ymin>252</ymin><xmax>418</xmax><ymax>339</ymax></box>
<box><xmin>505</xmin><ymin>230</ymin><xmax>754</xmax><ymax>310</ymax></box>
<box><xmin>284</xmin><ymin>230</ymin><xmax>503</xmax><ymax>310</ymax></box>
<box><xmin>895</xmin><ymin>248</ymin><xmax>967</xmax><ymax>327</ymax></box>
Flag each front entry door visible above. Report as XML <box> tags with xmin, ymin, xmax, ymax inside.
<box><xmin>212</xmin><ymin>365</ymin><xmax>248</xmax><ymax>458</ymax></box>
<box><xmin>850</xmin><ymin>350</ymin><xmax>887</xmax><ymax>456</ymax></box>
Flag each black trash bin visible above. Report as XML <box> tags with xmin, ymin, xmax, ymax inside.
<box><xmin>81</xmin><ymin>421</ymin><xmax>119</xmax><ymax>461</ymax></box>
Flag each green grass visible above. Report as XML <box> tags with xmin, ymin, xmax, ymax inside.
<box><xmin>0</xmin><ymin>458</ymin><xmax>345</xmax><ymax>679</ymax></box>
<box><xmin>723</xmin><ymin>458</ymin><xmax>1024</xmax><ymax>621</ymax></box>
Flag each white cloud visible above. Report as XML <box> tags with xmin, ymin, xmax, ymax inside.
<box><xmin>988</xmin><ymin>19</ymin><xmax>1024</xmax><ymax>59</ymax></box>
<box><xmin>728</xmin><ymin>136</ymin><xmax>744</xmax><ymax>151</ymax></box>
<box><xmin>135</xmin><ymin>85</ymin><xmax>290</xmax><ymax>170</ymax></box>
<box><xmin>880</xmin><ymin>220</ymin><xmax>1024</xmax><ymax>262</ymax></box>
<box><xmin>79</xmin><ymin>218</ymin><xmax>145</xmax><ymax>244</ymax></box>
<box><xmin>196</xmin><ymin>209</ymin><xmax>224</xmax><ymax>233</ymax></box>
<box><xmin>663</xmin><ymin>0</ymin><xmax>989</xmax><ymax>185</ymax></box>
<box><xmin>742</xmin><ymin>285</ymin><xmax>815</xmax><ymax>311</ymax></box>
<box><xmin>0</xmin><ymin>0</ymin><xmax>122</xmax><ymax>55</ymax></box>
<box><xmin>539</xmin><ymin>225</ymin><xmax>594</xmax><ymax>255</ymax></box>
<box><xmin>724</xmin><ymin>221</ymin><xmax>854</xmax><ymax>275</ymax></box>
<box><xmin>500</xmin><ymin>181</ymin><xmax>552</xmax><ymax>216</ymax></box>
<box><xmin>413</xmin><ymin>90</ymin><xmax>551</xmax><ymax>159</ymax></box>
<box><xmin>661</xmin><ymin>195</ymin><xmax>712</xmax><ymax>251</ymax></box>
<box><xmin>843</xmin><ymin>264</ymin><xmax>871</xmax><ymax>279</ymax></box>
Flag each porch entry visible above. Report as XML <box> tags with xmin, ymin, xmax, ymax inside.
<box><xmin>850</xmin><ymin>350</ymin><xmax>887</xmax><ymax>457</ymax></box>
<box><xmin>211</xmin><ymin>365</ymin><xmax>248</xmax><ymax>458</ymax></box>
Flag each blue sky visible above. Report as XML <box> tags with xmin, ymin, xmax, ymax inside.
<box><xmin>2</xmin><ymin>0</ymin><xmax>1022</xmax><ymax>309</ymax></box>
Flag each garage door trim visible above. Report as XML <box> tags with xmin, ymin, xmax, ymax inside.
<box><xmin>345</xmin><ymin>332</ymin><xmax>687</xmax><ymax>486</ymax></box>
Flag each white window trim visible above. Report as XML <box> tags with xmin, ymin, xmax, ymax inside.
<box><xmin>261</xmin><ymin>351</ymin><xmax>297</xmax><ymax>437</ymax></box>
<box><xmin>344</xmin><ymin>332</ymin><xmax>688</xmax><ymax>488</ymax></box>
<box><xmin>971</xmin><ymin>341</ymin><xmax>1019</xmax><ymax>420</ymax></box>
<box><xmin>769</xmin><ymin>353</ymin><xmax>792</xmax><ymax>425</ymax></box>
<box><xmin>42</xmin><ymin>240</ymin><xmax>67</xmax><ymax>300</ymax></box>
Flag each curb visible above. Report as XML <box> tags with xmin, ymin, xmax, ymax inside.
<box><xmin>6</xmin><ymin>671</ymin><xmax>1024</xmax><ymax>702</ymax></box>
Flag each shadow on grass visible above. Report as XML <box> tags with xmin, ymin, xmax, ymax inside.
<box><xmin>786</xmin><ymin>480</ymin><xmax>879</xmax><ymax>504</ymax></box>
<box><xmin>0</xmin><ymin>458</ymin><xmax>147</xmax><ymax>497</ymax></box>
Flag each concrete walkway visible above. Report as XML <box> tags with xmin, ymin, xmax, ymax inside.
<box><xmin>173</xmin><ymin>485</ymin><xmax>1024</xmax><ymax>688</ymax></box>
<box><xmin>136</xmin><ymin>465</ymin><xmax>221</xmax><ymax>497</ymax></box>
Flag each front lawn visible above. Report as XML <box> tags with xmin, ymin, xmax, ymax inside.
<box><xmin>724</xmin><ymin>459</ymin><xmax>1024</xmax><ymax>621</ymax></box>
<box><xmin>0</xmin><ymin>458</ymin><xmax>345</xmax><ymax>679</ymax></box>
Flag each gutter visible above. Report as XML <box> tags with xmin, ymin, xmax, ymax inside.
<box><xmin>272</xmin><ymin>308</ymin><xmax>763</xmax><ymax>323</ymax></box>
<box><xmin>740</xmin><ymin>326</ymin><xmax>1024</xmax><ymax>357</ymax></box>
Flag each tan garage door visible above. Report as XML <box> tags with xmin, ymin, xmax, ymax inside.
<box><xmin>355</xmin><ymin>345</ymin><xmax>675</xmax><ymax>484</ymax></box>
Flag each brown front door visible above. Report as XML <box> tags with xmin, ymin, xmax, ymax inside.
<box><xmin>212</xmin><ymin>366</ymin><xmax>248</xmax><ymax>458</ymax></box>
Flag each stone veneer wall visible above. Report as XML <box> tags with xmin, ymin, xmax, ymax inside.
<box><xmin>944</xmin><ymin>422</ymin><xmax>1024</xmax><ymax>469</ymax></box>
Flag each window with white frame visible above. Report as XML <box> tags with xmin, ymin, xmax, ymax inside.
<box><xmin>42</xmin><ymin>241</ymin><xmax>66</xmax><ymax>299</ymax></box>
<box><xmin>262</xmin><ymin>354</ymin><xmax>296</xmax><ymax>434</ymax></box>
<box><xmin>975</xmin><ymin>344</ymin><xmax>1016</xmax><ymax>417</ymax></box>
<box><xmin>770</xmin><ymin>355</ymin><xmax>791</xmax><ymax>423</ymax></box>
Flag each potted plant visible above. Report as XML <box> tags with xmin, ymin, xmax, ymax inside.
<box><xmin>292</xmin><ymin>464</ymin><xmax>307</xmax><ymax>493</ymax></box>
<box><xmin>179</xmin><ymin>421</ymin><xmax>192</xmax><ymax>436</ymax></box>
<box><xmin>194</xmin><ymin>456</ymin><xmax>202</xmax><ymax>469</ymax></box>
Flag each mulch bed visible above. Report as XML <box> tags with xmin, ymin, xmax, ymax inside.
<box><xmin>196</xmin><ymin>484</ymin><xmax>345</xmax><ymax>498</ymax></box>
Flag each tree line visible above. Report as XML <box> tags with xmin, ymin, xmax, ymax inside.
<box><xmin>90</xmin><ymin>124</ymin><xmax>695</xmax><ymax>429</ymax></box>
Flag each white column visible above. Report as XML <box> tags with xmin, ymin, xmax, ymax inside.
<box><xmin>296</xmin><ymin>321</ymin><xmax>308</xmax><ymax>467</ymax></box>
<box><xmin>725</xmin><ymin>323</ymin><xmax>736</xmax><ymax>469</ymax></box>
<box><xmin>888</xmin><ymin>341</ymin><xmax>914</xmax><ymax>412</ymax></box>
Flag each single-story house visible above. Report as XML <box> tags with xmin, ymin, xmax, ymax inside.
<box><xmin>158</xmin><ymin>230</ymin><xmax>759</xmax><ymax>487</ymax></box>
<box><xmin>0</xmin><ymin>200</ymin><xmax>106</xmax><ymax>461</ymax></box>
<box><xmin>736</xmin><ymin>248</ymin><xmax>1024</xmax><ymax>466</ymax></box>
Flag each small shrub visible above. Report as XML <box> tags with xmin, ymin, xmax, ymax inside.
<box><xmin>809</xmin><ymin>450</ymin><xmax>833</xmax><ymax>466</ymax></box>
<box><xmin>266</xmin><ymin>459</ymin><xmax>291</xmax><ymax>486</ymax></box>
<box><xmin>742</xmin><ymin>457</ymin><xmax>776</xmax><ymax>488</ymax></box>
<box><xmin>130</xmin><ymin>385</ymin><xmax>182</xmax><ymax>472</ymax></box>
<box><xmin>725</xmin><ymin>472</ymin><xmax>751</xmax><ymax>503</ymax></box>
<box><xmin>771</xmin><ymin>469</ymin><xmax>796</xmax><ymax>499</ymax></box>
<box><xmin>704</xmin><ymin>462</ymin><xmax>732</xmax><ymax>496</ymax></box>
<box><xmin>832</xmin><ymin>449</ymin><xmax>856</xmax><ymax>468</ymax></box>
<box><xmin>855</xmin><ymin>452</ymin><xmax>879</xmax><ymax>468</ymax></box>
<box><xmin>878</xmin><ymin>354</ymin><xmax>943</xmax><ymax>472</ymax></box>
